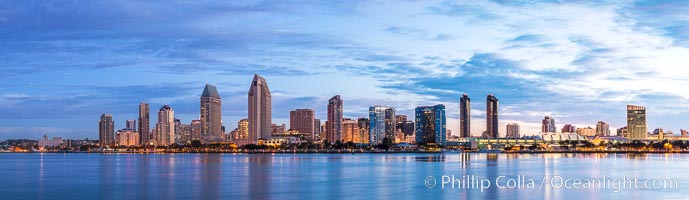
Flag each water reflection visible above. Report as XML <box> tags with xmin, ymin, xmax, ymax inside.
<box><xmin>2</xmin><ymin>153</ymin><xmax>689</xmax><ymax>200</ymax></box>
<box><xmin>200</xmin><ymin>154</ymin><xmax>222</xmax><ymax>199</ymax></box>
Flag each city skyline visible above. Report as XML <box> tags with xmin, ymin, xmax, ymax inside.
<box><xmin>3</xmin><ymin>1</ymin><xmax>689</xmax><ymax>139</ymax></box>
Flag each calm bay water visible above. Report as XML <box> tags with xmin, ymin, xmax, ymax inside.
<box><xmin>1</xmin><ymin>153</ymin><xmax>688</xmax><ymax>199</ymax></box>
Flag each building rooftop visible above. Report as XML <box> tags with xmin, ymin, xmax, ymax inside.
<box><xmin>201</xmin><ymin>83</ymin><xmax>221</xmax><ymax>98</ymax></box>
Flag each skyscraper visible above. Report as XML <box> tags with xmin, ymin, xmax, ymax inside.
<box><xmin>627</xmin><ymin>105</ymin><xmax>647</xmax><ymax>140</ymax></box>
<box><xmin>596</xmin><ymin>121</ymin><xmax>610</xmax><ymax>136</ymax></box>
<box><xmin>99</xmin><ymin>114</ymin><xmax>114</xmax><ymax>147</ymax></box>
<box><xmin>541</xmin><ymin>116</ymin><xmax>556</xmax><ymax>133</ymax></box>
<box><xmin>358</xmin><ymin>118</ymin><xmax>370</xmax><ymax>144</ymax></box>
<box><xmin>460</xmin><ymin>94</ymin><xmax>471</xmax><ymax>138</ymax></box>
<box><xmin>200</xmin><ymin>83</ymin><xmax>222</xmax><ymax>143</ymax></box>
<box><xmin>506</xmin><ymin>123</ymin><xmax>520</xmax><ymax>139</ymax></box>
<box><xmin>313</xmin><ymin>119</ymin><xmax>321</xmax><ymax>140</ymax></box>
<box><xmin>326</xmin><ymin>95</ymin><xmax>343</xmax><ymax>143</ymax></box>
<box><xmin>248</xmin><ymin>74</ymin><xmax>272</xmax><ymax>143</ymax></box>
<box><xmin>191</xmin><ymin>119</ymin><xmax>201</xmax><ymax>141</ymax></box>
<box><xmin>486</xmin><ymin>94</ymin><xmax>499</xmax><ymax>139</ymax></box>
<box><xmin>156</xmin><ymin>105</ymin><xmax>175</xmax><ymax>146</ymax></box>
<box><xmin>369</xmin><ymin>106</ymin><xmax>395</xmax><ymax>145</ymax></box>
<box><xmin>290</xmin><ymin>109</ymin><xmax>315</xmax><ymax>140</ymax></box>
<box><xmin>415</xmin><ymin>104</ymin><xmax>446</xmax><ymax>145</ymax></box>
<box><xmin>126</xmin><ymin>119</ymin><xmax>136</xmax><ymax>131</ymax></box>
<box><xmin>138</xmin><ymin>102</ymin><xmax>150</xmax><ymax>146</ymax></box>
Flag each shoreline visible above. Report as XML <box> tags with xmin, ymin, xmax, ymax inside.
<box><xmin>1</xmin><ymin>150</ymin><xmax>687</xmax><ymax>154</ymax></box>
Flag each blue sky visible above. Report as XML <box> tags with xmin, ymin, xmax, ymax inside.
<box><xmin>1</xmin><ymin>0</ymin><xmax>689</xmax><ymax>139</ymax></box>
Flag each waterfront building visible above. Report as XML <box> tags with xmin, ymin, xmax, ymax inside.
<box><xmin>342</xmin><ymin>118</ymin><xmax>360</xmax><ymax>143</ymax></box>
<box><xmin>486</xmin><ymin>94</ymin><xmax>499</xmax><ymax>139</ymax></box>
<box><xmin>627</xmin><ymin>105</ymin><xmax>647</xmax><ymax>140</ymax></box>
<box><xmin>138</xmin><ymin>102</ymin><xmax>150</xmax><ymax>146</ymax></box>
<box><xmin>313</xmin><ymin>119</ymin><xmax>321</xmax><ymax>141</ymax></box>
<box><xmin>506</xmin><ymin>123</ymin><xmax>520</xmax><ymax>139</ymax></box>
<box><xmin>596</xmin><ymin>121</ymin><xmax>611</xmax><ymax>136</ymax></box>
<box><xmin>156</xmin><ymin>105</ymin><xmax>175</xmax><ymax>146</ymax></box>
<box><xmin>617</xmin><ymin>126</ymin><xmax>628</xmax><ymax>137</ymax></box>
<box><xmin>460</xmin><ymin>94</ymin><xmax>471</xmax><ymax>138</ymax></box>
<box><xmin>200</xmin><ymin>84</ymin><xmax>223</xmax><ymax>143</ymax></box>
<box><xmin>38</xmin><ymin>135</ymin><xmax>63</xmax><ymax>148</ymax></box>
<box><xmin>415</xmin><ymin>104</ymin><xmax>446</xmax><ymax>145</ymax></box>
<box><xmin>541</xmin><ymin>116</ymin><xmax>556</xmax><ymax>133</ymax></box>
<box><xmin>561</xmin><ymin>124</ymin><xmax>576</xmax><ymax>133</ymax></box>
<box><xmin>248</xmin><ymin>74</ymin><xmax>272</xmax><ymax>144</ymax></box>
<box><xmin>576</xmin><ymin>127</ymin><xmax>596</xmax><ymax>137</ymax></box>
<box><xmin>326</xmin><ymin>95</ymin><xmax>343</xmax><ymax>143</ymax></box>
<box><xmin>290</xmin><ymin>109</ymin><xmax>315</xmax><ymax>141</ymax></box>
<box><xmin>358</xmin><ymin>118</ymin><xmax>370</xmax><ymax>144</ymax></box>
<box><xmin>369</xmin><ymin>106</ymin><xmax>396</xmax><ymax>145</ymax></box>
<box><xmin>115</xmin><ymin>129</ymin><xmax>139</xmax><ymax>147</ymax></box>
<box><xmin>99</xmin><ymin>114</ymin><xmax>115</xmax><ymax>147</ymax></box>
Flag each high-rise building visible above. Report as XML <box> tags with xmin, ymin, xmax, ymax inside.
<box><xmin>486</xmin><ymin>94</ymin><xmax>499</xmax><ymax>139</ymax></box>
<box><xmin>342</xmin><ymin>118</ymin><xmax>359</xmax><ymax>143</ymax></box>
<box><xmin>156</xmin><ymin>105</ymin><xmax>175</xmax><ymax>146</ymax></box>
<box><xmin>398</xmin><ymin>120</ymin><xmax>415</xmax><ymax>136</ymax></box>
<box><xmin>358</xmin><ymin>118</ymin><xmax>370</xmax><ymax>144</ymax></box>
<box><xmin>596</xmin><ymin>121</ymin><xmax>610</xmax><ymax>136</ymax></box>
<box><xmin>138</xmin><ymin>102</ymin><xmax>150</xmax><ymax>146</ymax></box>
<box><xmin>506</xmin><ymin>123</ymin><xmax>520</xmax><ymax>139</ymax></box>
<box><xmin>200</xmin><ymin>84</ymin><xmax>223</xmax><ymax>143</ymax></box>
<box><xmin>627</xmin><ymin>105</ymin><xmax>647</xmax><ymax>140</ymax></box>
<box><xmin>415</xmin><ymin>104</ymin><xmax>446</xmax><ymax>145</ymax></box>
<box><xmin>326</xmin><ymin>95</ymin><xmax>343</xmax><ymax>143</ymax></box>
<box><xmin>313</xmin><ymin>119</ymin><xmax>321</xmax><ymax>141</ymax></box>
<box><xmin>191</xmin><ymin>120</ymin><xmax>201</xmax><ymax>141</ymax></box>
<box><xmin>561</xmin><ymin>124</ymin><xmax>576</xmax><ymax>133</ymax></box>
<box><xmin>126</xmin><ymin>119</ymin><xmax>136</xmax><ymax>131</ymax></box>
<box><xmin>369</xmin><ymin>106</ymin><xmax>395</xmax><ymax>145</ymax></box>
<box><xmin>99</xmin><ymin>114</ymin><xmax>115</xmax><ymax>147</ymax></box>
<box><xmin>290</xmin><ymin>109</ymin><xmax>315</xmax><ymax>140</ymax></box>
<box><xmin>248</xmin><ymin>74</ymin><xmax>272</xmax><ymax>143</ymax></box>
<box><xmin>541</xmin><ymin>116</ymin><xmax>556</xmax><ymax>133</ymax></box>
<box><xmin>236</xmin><ymin>119</ymin><xmax>249</xmax><ymax>140</ymax></box>
<box><xmin>617</xmin><ymin>126</ymin><xmax>628</xmax><ymax>137</ymax></box>
<box><xmin>460</xmin><ymin>94</ymin><xmax>471</xmax><ymax>138</ymax></box>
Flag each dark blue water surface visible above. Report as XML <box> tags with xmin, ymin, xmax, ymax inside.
<box><xmin>1</xmin><ymin>153</ymin><xmax>688</xmax><ymax>199</ymax></box>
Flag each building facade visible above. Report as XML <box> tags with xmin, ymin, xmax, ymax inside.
<box><xmin>506</xmin><ymin>123</ymin><xmax>520</xmax><ymax>139</ymax></box>
<box><xmin>290</xmin><ymin>109</ymin><xmax>315</xmax><ymax>141</ymax></box>
<box><xmin>326</xmin><ymin>95</ymin><xmax>343</xmax><ymax>143</ymax></box>
<box><xmin>156</xmin><ymin>105</ymin><xmax>175</xmax><ymax>146</ymax></box>
<box><xmin>460</xmin><ymin>94</ymin><xmax>471</xmax><ymax>138</ymax></box>
<box><xmin>99</xmin><ymin>114</ymin><xmax>115</xmax><ymax>147</ymax></box>
<box><xmin>627</xmin><ymin>105</ymin><xmax>647</xmax><ymax>140</ymax></box>
<box><xmin>248</xmin><ymin>74</ymin><xmax>272</xmax><ymax>143</ymax></box>
<box><xmin>486</xmin><ymin>94</ymin><xmax>499</xmax><ymax>139</ymax></box>
<box><xmin>369</xmin><ymin>106</ymin><xmax>395</xmax><ymax>145</ymax></box>
<box><xmin>541</xmin><ymin>116</ymin><xmax>556</xmax><ymax>133</ymax></box>
<box><xmin>200</xmin><ymin>84</ymin><xmax>223</xmax><ymax>143</ymax></box>
<box><xmin>561</xmin><ymin>124</ymin><xmax>576</xmax><ymax>133</ymax></box>
<box><xmin>596</xmin><ymin>121</ymin><xmax>610</xmax><ymax>136</ymax></box>
<box><xmin>138</xmin><ymin>102</ymin><xmax>151</xmax><ymax>146</ymax></box>
<box><xmin>415</xmin><ymin>104</ymin><xmax>446</xmax><ymax>145</ymax></box>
